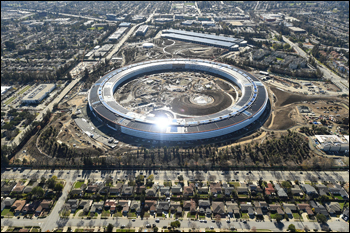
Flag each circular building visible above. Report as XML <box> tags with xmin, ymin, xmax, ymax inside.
<box><xmin>88</xmin><ymin>59</ymin><xmax>269</xmax><ymax>141</ymax></box>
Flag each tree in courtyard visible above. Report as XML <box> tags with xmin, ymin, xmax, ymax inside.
<box><xmin>54</xmin><ymin>183</ymin><xmax>64</xmax><ymax>192</ymax></box>
<box><xmin>170</xmin><ymin>220</ymin><xmax>181</xmax><ymax>229</ymax></box>
<box><xmin>154</xmin><ymin>226</ymin><xmax>158</xmax><ymax>232</ymax></box>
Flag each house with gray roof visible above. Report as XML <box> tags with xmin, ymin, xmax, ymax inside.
<box><xmin>122</xmin><ymin>185</ymin><xmax>134</xmax><ymax>196</ymax></box>
<box><xmin>275</xmin><ymin>183</ymin><xmax>288</xmax><ymax>199</ymax></box>
<box><xmin>119</xmin><ymin>200</ymin><xmax>130</xmax><ymax>215</ymax></box>
<box><xmin>66</xmin><ymin>199</ymin><xmax>79</xmax><ymax>212</ymax></box>
<box><xmin>198</xmin><ymin>186</ymin><xmax>208</xmax><ymax>194</ymax></box>
<box><xmin>315</xmin><ymin>184</ymin><xmax>329</xmax><ymax>196</ymax></box>
<box><xmin>224</xmin><ymin>187</ymin><xmax>235</xmax><ymax>196</ymax></box>
<box><xmin>130</xmin><ymin>200</ymin><xmax>141</xmax><ymax>214</ymax></box>
<box><xmin>236</xmin><ymin>186</ymin><xmax>248</xmax><ymax>194</ymax></box>
<box><xmin>183</xmin><ymin>200</ymin><xmax>197</xmax><ymax>213</ymax></box>
<box><xmin>110</xmin><ymin>183</ymin><xmax>123</xmax><ymax>195</ymax></box>
<box><xmin>300</xmin><ymin>184</ymin><xmax>318</xmax><ymax>196</ymax></box>
<box><xmin>325</xmin><ymin>202</ymin><xmax>341</xmax><ymax>216</ymax></box>
<box><xmin>79</xmin><ymin>200</ymin><xmax>92</xmax><ymax>213</ymax></box>
<box><xmin>145</xmin><ymin>187</ymin><xmax>157</xmax><ymax>197</ymax></box>
<box><xmin>157</xmin><ymin>201</ymin><xmax>170</xmax><ymax>215</ymax></box>
<box><xmin>291</xmin><ymin>185</ymin><xmax>303</xmax><ymax>196</ymax></box>
<box><xmin>23</xmin><ymin>182</ymin><xmax>39</xmax><ymax>194</ymax></box>
<box><xmin>90</xmin><ymin>201</ymin><xmax>104</xmax><ymax>214</ymax></box>
<box><xmin>240</xmin><ymin>203</ymin><xmax>253</xmax><ymax>213</ymax></box>
<box><xmin>160</xmin><ymin>186</ymin><xmax>170</xmax><ymax>196</ymax></box>
<box><xmin>283</xmin><ymin>203</ymin><xmax>297</xmax><ymax>212</ymax></box>
<box><xmin>172</xmin><ymin>185</ymin><xmax>182</xmax><ymax>195</ymax></box>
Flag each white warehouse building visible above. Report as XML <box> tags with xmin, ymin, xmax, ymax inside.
<box><xmin>21</xmin><ymin>84</ymin><xmax>56</xmax><ymax>104</ymax></box>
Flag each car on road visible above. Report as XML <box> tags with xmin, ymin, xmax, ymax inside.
<box><xmin>121</xmin><ymin>225</ymin><xmax>125</xmax><ymax>228</ymax></box>
<box><xmin>132</xmin><ymin>219</ymin><xmax>135</xmax><ymax>222</ymax></box>
<box><xmin>156</xmin><ymin>218</ymin><xmax>160</xmax><ymax>222</ymax></box>
<box><xmin>210</xmin><ymin>226</ymin><xmax>214</xmax><ymax>229</ymax></box>
<box><xmin>204</xmin><ymin>220</ymin><xmax>207</xmax><ymax>223</ymax></box>
<box><xmin>152</xmin><ymin>224</ymin><xmax>156</xmax><ymax>227</ymax></box>
<box><xmin>146</xmin><ymin>224</ymin><xmax>151</xmax><ymax>228</ymax></box>
<box><xmin>212</xmin><ymin>220</ymin><xmax>215</xmax><ymax>223</ymax></box>
<box><xmin>226</xmin><ymin>220</ymin><xmax>230</xmax><ymax>223</ymax></box>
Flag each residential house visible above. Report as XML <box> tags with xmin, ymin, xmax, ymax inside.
<box><xmin>35</xmin><ymin>200</ymin><xmax>51</xmax><ymax>215</ymax></box>
<box><xmin>12</xmin><ymin>183</ymin><xmax>25</xmax><ymax>193</ymax></box>
<box><xmin>310</xmin><ymin>201</ymin><xmax>329</xmax><ymax>217</ymax></box>
<box><xmin>300</xmin><ymin>184</ymin><xmax>318</xmax><ymax>196</ymax></box>
<box><xmin>145</xmin><ymin>187</ymin><xmax>157</xmax><ymax>197</ymax></box>
<box><xmin>269</xmin><ymin>203</ymin><xmax>282</xmax><ymax>213</ymax></box>
<box><xmin>122</xmin><ymin>185</ymin><xmax>134</xmax><ymax>196</ymax></box>
<box><xmin>21</xmin><ymin>201</ymin><xmax>40</xmax><ymax>214</ymax></box>
<box><xmin>210</xmin><ymin>182</ymin><xmax>222</xmax><ymax>194</ymax></box>
<box><xmin>284</xmin><ymin>207</ymin><xmax>293</xmax><ymax>218</ymax></box>
<box><xmin>325</xmin><ymin>202</ymin><xmax>341</xmax><ymax>216</ymax></box>
<box><xmin>160</xmin><ymin>186</ymin><xmax>171</xmax><ymax>196</ymax></box>
<box><xmin>255</xmin><ymin>207</ymin><xmax>263</xmax><ymax>217</ymax></box>
<box><xmin>275</xmin><ymin>184</ymin><xmax>288</xmax><ymax>199</ymax></box>
<box><xmin>86</xmin><ymin>184</ymin><xmax>99</xmax><ymax>193</ymax></box>
<box><xmin>170</xmin><ymin>201</ymin><xmax>181</xmax><ymax>214</ymax></box>
<box><xmin>66</xmin><ymin>199</ymin><xmax>79</xmax><ymax>212</ymax></box>
<box><xmin>240</xmin><ymin>203</ymin><xmax>253</xmax><ymax>213</ymax></box>
<box><xmin>248</xmin><ymin>207</ymin><xmax>255</xmax><ymax>217</ymax></box>
<box><xmin>315</xmin><ymin>184</ymin><xmax>329</xmax><ymax>196</ymax></box>
<box><xmin>198</xmin><ymin>199</ymin><xmax>211</xmax><ymax>216</ymax></box>
<box><xmin>130</xmin><ymin>200</ymin><xmax>141</xmax><ymax>214</ymax></box>
<box><xmin>144</xmin><ymin>200</ymin><xmax>157</xmax><ymax>214</ymax></box>
<box><xmin>104</xmin><ymin>200</ymin><xmax>117</xmax><ymax>213</ymax></box>
<box><xmin>172</xmin><ymin>185</ymin><xmax>182</xmax><ymax>195</ymax></box>
<box><xmin>118</xmin><ymin>200</ymin><xmax>130</xmax><ymax>215</ymax></box>
<box><xmin>226</xmin><ymin>201</ymin><xmax>239</xmax><ymax>217</ymax></box>
<box><xmin>277</xmin><ymin>207</ymin><xmax>285</xmax><ymax>215</ymax></box>
<box><xmin>265</xmin><ymin>183</ymin><xmax>276</xmax><ymax>196</ymax></box>
<box><xmin>212</xmin><ymin>201</ymin><xmax>226</xmax><ymax>217</ymax></box>
<box><xmin>283</xmin><ymin>203</ymin><xmax>297</xmax><ymax>212</ymax></box>
<box><xmin>90</xmin><ymin>201</ymin><xmax>104</xmax><ymax>214</ymax></box>
<box><xmin>135</xmin><ymin>185</ymin><xmax>146</xmax><ymax>194</ymax></box>
<box><xmin>11</xmin><ymin>200</ymin><xmax>26</xmax><ymax>214</ymax></box>
<box><xmin>1</xmin><ymin>181</ymin><xmax>16</xmax><ymax>195</ymax></box>
<box><xmin>236</xmin><ymin>186</ymin><xmax>248</xmax><ymax>195</ymax></box>
<box><xmin>183</xmin><ymin>186</ymin><xmax>194</xmax><ymax>196</ymax></box>
<box><xmin>291</xmin><ymin>185</ymin><xmax>303</xmax><ymax>196</ymax></box>
<box><xmin>110</xmin><ymin>183</ymin><xmax>123</xmax><ymax>195</ymax></box>
<box><xmin>157</xmin><ymin>201</ymin><xmax>170</xmax><ymax>215</ymax></box>
<box><xmin>79</xmin><ymin>200</ymin><xmax>92</xmax><ymax>213</ymax></box>
<box><xmin>198</xmin><ymin>186</ymin><xmax>208</xmax><ymax>194</ymax></box>
<box><xmin>183</xmin><ymin>200</ymin><xmax>196</xmax><ymax>214</ymax></box>
<box><xmin>23</xmin><ymin>182</ymin><xmax>38</xmax><ymax>194</ymax></box>
<box><xmin>2</xmin><ymin>197</ymin><xmax>16</xmax><ymax>208</ymax></box>
<box><xmin>70</xmin><ymin>188</ymin><xmax>83</xmax><ymax>196</ymax></box>
<box><xmin>99</xmin><ymin>186</ymin><xmax>110</xmax><ymax>195</ymax></box>
<box><xmin>224</xmin><ymin>187</ymin><xmax>235</xmax><ymax>196</ymax></box>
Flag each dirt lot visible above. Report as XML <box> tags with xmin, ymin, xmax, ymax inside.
<box><xmin>264</xmin><ymin>86</ymin><xmax>347</xmax><ymax>130</ymax></box>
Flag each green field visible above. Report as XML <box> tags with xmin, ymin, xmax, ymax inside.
<box><xmin>293</xmin><ymin>213</ymin><xmax>303</xmax><ymax>219</ymax></box>
<box><xmin>74</xmin><ymin>181</ymin><xmax>84</xmax><ymax>188</ymax></box>
<box><xmin>97</xmin><ymin>27</ymin><xmax>104</xmax><ymax>30</ymax></box>
<box><xmin>185</xmin><ymin>2</ymin><xmax>195</xmax><ymax>5</ymax></box>
<box><xmin>276</xmin><ymin>57</ymin><xmax>284</xmax><ymax>61</ymax></box>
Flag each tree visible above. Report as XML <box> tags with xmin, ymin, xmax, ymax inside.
<box><xmin>316</xmin><ymin>213</ymin><xmax>327</xmax><ymax>224</ymax></box>
<box><xmin>147</xmin><ymin>174</ymin><xmax>154</xmax><ymax>181</ymax></box>
<box><xmin>47</xmin><ymin>176</ymin><xmax>57</xmax><ymax>189</ymax></box>
<box><xmin>54</xmin><ymin>183</ymin><xmax>64</xmax><ymax>192</ymax></box>
<box><xmin>287</xmin><ymin>224</ymin><xmax>296</xmax><ymax>232</ymax></box>
<box><xmin>107</xmin><ymin>223</ymin><xmax>113</xmax><ymax>232</ymax></box>
<box><xmin>304</xmin><ymin>225</ymin><xmax>310</xmax><ymax>232</ymax></box>
<box><xmin>31</xmin><ymin>186</ymin><xmax>44</xmax><ymax>198</ymax></box>
<box><xmin>275</xmin><ymin>213</ymin><xmax>283</xmax><ymax>223</ymax></box>
<box><xmin>170</xmin><ymin>220</ymin><xmax>181</xmax><ymax>229</ymax></box>
<box><xmin>154</xmin><ymin>226</ymin><xmax>158</xmax><ymax>232</ymax></box>
<box><xmin>178</xmin><ymin>175</ymin><xmax>184</xmax><ymax>181</ymax></box>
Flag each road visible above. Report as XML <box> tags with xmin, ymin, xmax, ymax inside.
<box><xmin>195</xmin><ymin>2</ymin><xmax>202</xmax><ymax>16</ymax></box>
<box><xmin>2</xmin><ymin>169</ymin><xmax>348</xmax><ymax>231</ymax></box>
<box><xmin>9</xmin><ymin>78</ymin><xmax>81</xmax><ymax>148</ymax></box>
<box><xmin>2</xmin><ymin>213</ymin><xmax>349</xmax><ymax>232</ymax></box>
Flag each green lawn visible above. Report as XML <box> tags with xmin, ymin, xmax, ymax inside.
<box><xmin>97</xmin><ymin>27</ymin><xmax>104</xmax><ymax>30</ymax></box>
<box><xmin>74</xmin><ymin>229</ymin><xmax>84</xmax><ymax>232</ymax></box>
<box><xmin>187</xmin><ymin>212</ymin><xmax>196</xmax><ymax>218</ymax></box>
<box><xmin>74</xmin><ymin>181</ymin><xmax>84</xmax><ymax>188</ymax></box>
<box><xmin>229</xmin><ymin>182</ymin><xmax>240</xmax><ymax>187</ymax></box>
<box><xmin>114</xmin><ymin>211</ymin><xmax>122</xmax><ymax>217</ymax></box>
<box><xmin>242</xmin><ymin>213</ymin><xmax>249</xmax><ymax>219</ymax></box>
<box><xmin>185</xmin><ymin>2</ymin><xmax>195</xmax><ymax>5</ymax></box>
<box><xmin>333</xmin><ymin>195</ymin><xmax>344</xmax><ymax>200</ymax></box>
<box><xmin>339</xmin><ymin>202</ymin><xmax>345</xmax><ymax>209</ymax></box>
<box><xmin>292</xmin><ymin>213</ymin><xmax>303</xmax><ymax>220</ymax></box>
<box><xmin>1</xmin><ymin>208</ymin><xmax>14</xmax><ymax>217</ymax></box>
<box><xmin>115</xmin><ymin>230</ymin><xmax>135</xmax><ymax>232</ymax></box>
<box><xmin>276</xmin><ymin>57</ymin><xmax>284</xmax><ymax>61</ymax></box>
<box><xmin>128</xmin><ymin>212</ymin><xmax>137</xmax><ymax>218</ymax></box>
